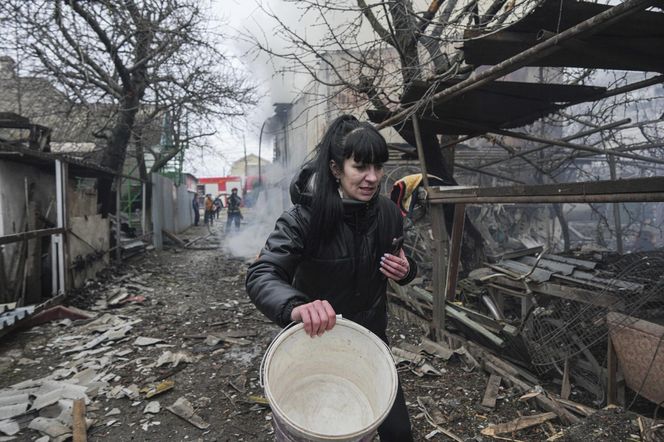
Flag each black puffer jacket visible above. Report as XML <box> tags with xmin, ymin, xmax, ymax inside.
<box><xmin>246</xmin><ymin>167</ymin><xmax>417</xmax><ymax>336</ymax></box>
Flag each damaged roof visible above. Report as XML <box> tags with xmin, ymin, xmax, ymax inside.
<box><xmin>463</xmin><ymin>0</ymin><xmax>664</xmax><ymax>72</ymax></box>
<box><xmin>367</xmin><ymin>79</ymin><xmax>605</xmax><ymax>134</ymax></box>
<box><xmin>0</xmin><ymin>142</ymin><xmax>116</xmax><ymax>178</ymax></box>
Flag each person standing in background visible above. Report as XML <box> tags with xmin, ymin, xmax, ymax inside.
<box><xmin>204</xmin><ymin>194</ymin><xmax>215</xmax><ymax>226</ymax></box>
<box><xmin>214</xmin><ymin>194</ymin><xmax>224</xmax><ymax>219</ymax></box>
<box><xmin>192</xmin><ymin>193</ymin><xmax>200</xmax><ymax>226</ymax></box>
<box><xmin>226</xmin><ymin>188</ymin><xmax>243</xmax><ymax>232</ymax></box>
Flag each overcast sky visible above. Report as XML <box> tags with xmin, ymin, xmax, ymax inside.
<box><xmin>184</xmin><ymin>0</ymin><xmax>312</xmax><ymax>177</ymax></box>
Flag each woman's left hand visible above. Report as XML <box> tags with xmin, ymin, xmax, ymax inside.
<box><xmin>380</xmin><ymin>248</ymin><xmax>410</xmax><ymax>281</ymax></box>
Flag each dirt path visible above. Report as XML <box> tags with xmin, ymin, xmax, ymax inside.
<box><xmin>0</xmin><ymin>222</ymin><xmax>637</xmax><ymax>441</ymax></box>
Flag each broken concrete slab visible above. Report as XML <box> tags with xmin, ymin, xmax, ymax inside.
<box><xmin>143</xmin><ymin>401</ymin><xmax>160</xmax><ymax>414</ymax></box>
<box><xmin>0</xmin><ymin>404</ymin><xmax>29</xmax><ymax>421</ymax></box>
<box><xmin>63</xmin><ymin>325</ymin><xmax>132</xmax><ymax>355</ymax></box>
<box><xmin>166</xmin><ymin>397</ymin><xmax>209</xmax><ymax>430</ymax></box>
<box><xmin>133</xmin><ymin>337</ymin><xmax>163</xmax><ymax>347</ymax></box>
<box><xmin>71</xmin><ymin>368</ymin><xmax>98</xmax><ymax>387</ymax></box>
<box><xmin>0</xmin><ymin>419</ymin><xmax>19</xmax><ymax>436</ymax></box>
<box><xmin>32</xmin><ymin>382</ymin><xmax>88</xmax><ymax>410</ymax></box>
<box><xmin>28</xmin><ymin>417</ymin><xmax>71</xmax><ymax>439</ymax></box>
<box><xmin>0</xmin><ymin>394</ymin><xmax>29</xmax><ymax>408</ymax></box>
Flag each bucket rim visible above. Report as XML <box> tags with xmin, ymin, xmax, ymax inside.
<box><xmin>262</xmin><ymin>318</ymin><xmax>398</xmax><ymax>441</ymax></box>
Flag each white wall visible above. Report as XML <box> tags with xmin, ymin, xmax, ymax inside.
<box><xmin>151</xmin><ymin>173</ymin><xmax>195</xmax><ymax>249</ymax></box>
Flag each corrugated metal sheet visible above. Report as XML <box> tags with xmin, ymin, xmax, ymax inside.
<box><xmin>0</xmin><ymin>306</ymin><xmax>35</xmax><ymax>330</ymax></box>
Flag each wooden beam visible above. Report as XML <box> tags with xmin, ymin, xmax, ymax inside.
<box><xmin>0</xmin><ymin>228</ymin><xmax>66</xmax><ymax>246</ymax></box>
<box><xmin>481</xmin><ymin>412</ymin><xmax>557</xmax><ymax>436</ymax></box>
<box><xmin>444</xmin><ymin>204</ymin><xmax>465</xmax><ymax>301</ymax></box>
<box><xmin>429</xmin><ymin>177</ymin><xmax>664</xmax><ymax>205</ymax></box>
<box><xmin>430</xmin><ymin>204</ymin><xmax>447</xmax><ymax>341</ymax></box>
<box><xmin>72</xmin><ymin>398</ymin><xmax>87</xmax><ymax>442</ymax></box>
<box><xmin>607</xmin><ymin>335</ymin><xmax>618</xmax><ymax>406</ymax></box>
<box><xmin>485</xmin><ymin>360</ymin><xmax>580</xmax><ymax>424</ymax></box>
<box><xmin>481</xmin><ymin>374</ymin><xmax>502</xmax><ymax>408</ymax></box>
<box><xmin>162</xmin><ymin>230</ymin><xmax>186</xmax><ymax>248</ymax></box>
<box><xmin>561</xmin><ymin>358</ymin><xmax>571</xmax><ymax>400</ymax></box>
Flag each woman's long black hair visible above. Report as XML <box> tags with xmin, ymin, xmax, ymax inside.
<box><xmin>307</xmin><ymin>114</ymin><xmax>389</xmax><ymax>248</ymax></box>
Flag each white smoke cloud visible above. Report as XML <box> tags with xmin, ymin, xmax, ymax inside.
<box><xmin>223</xmin><ymin>160</ymin><xmax>297</xmax><ymax>259</ymax></box>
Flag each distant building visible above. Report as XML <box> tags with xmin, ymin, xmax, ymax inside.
<box><xmin>198</xmin><ymin>176</ymin><xmax>243</xmax><ymax>197</ymax></box>
<box><xmin>229</xmin><ymin>154</ymin><xmax>271</xmax><ymax>178</ymax></box>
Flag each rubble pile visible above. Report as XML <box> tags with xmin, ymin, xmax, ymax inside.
<box><xmin>0</xmin><ymin>244</ymin><xmax>274</xmax><ymax>441</ymax></box>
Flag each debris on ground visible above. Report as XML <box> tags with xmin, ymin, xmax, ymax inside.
<box><xmin>1</xmin><ymin>223</ymin><xmax>661</xmax><ymax>441</ymax></box>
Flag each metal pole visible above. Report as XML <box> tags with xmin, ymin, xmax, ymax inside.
<box><xmin>243</xmin><ymin>134</ymin><xmax>248</xmax><ymax>180</ymax></box>
<box><xmin>115</xmin><ymin>176</ymin><xmax>121</xmax><ymax>264</ymax></box>
<box><xmin>258</xmin><ymin>121</ymin><xmax>266</xmax><ymax>186</ymax></box>
<box><xmin>411</xmin><ymin>116</ymin><xmax>430</xmax><ymax>190</ymax></box>
<box><xmin>54</xmin><ymin>160</ymin><xmax>67</xmax><ymax>295</ymax></box>
<box><xmin>141</xmin><ymin>181</ymin><xmax>147</xmax><ymax>236</ymax></box>
<box><xmin>376</xmin><ymin>0</ymin><xmax>655</xmax><ymax>129</ymax></box>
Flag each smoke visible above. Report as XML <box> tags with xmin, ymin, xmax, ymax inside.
<box><xmin>223</xmin><ymin>161</ymin><xmax>297</xmax><ymax>259</ymax></box>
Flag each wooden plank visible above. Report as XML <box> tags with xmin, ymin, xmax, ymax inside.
<box><xmin>481</xmin><ymin>374</ymin><xmax>502</xmax><ymax>408</ymax></box>
<box><xmin>481</xmin><ymin>412</ymin><xmax>557</xmax><ymax>436</ymax></box>
<box><xmin>162</xmin><ymin>230</ymin><xmax>185</xmax><ymax>248</ymax></box>
<box><xmin>485</xmin><ymin>361</ymin><xmax>579</xmax><ymax>424</ymax></box>
<box><xmin>561</xmin><ymin>358</ymin><xmax>571</xmax><ymax>400</ymax></box>
<box><xmin>444</xmin><ymin>203</ymin><xmax>465</xmax><ymax>301</ymax></box>
<box><xmin>72</xmin><ymin>398</ymin><xmax>87</xmax><ymax>442</ymax></box>
<box><xmin>446</xmin><ymin>305</ymin><xmax>505</xmax><ymax>347</ymax></box>
<box><xmin>429</xmin><ymin>177</ymin><xmax>664</xmax><ymax>202</ymax></box>
<box><xmin>0</xmin><ymin>246</ymin><xmax>8</xmax><ymax>302</ymax></box>
<box><xmin>430</xmin><ymin>204</ymin><xmax>447</xmax><ymax>341</ymax></box>
<box><xmin>0</xmin><ymin>227</ymin><xmax>66</xmax><ymax>246</ymax></box>
<box><xmin>555</xmin><ymin>398</ymin><xmax>597</xmax><ymax>417</ymax></box>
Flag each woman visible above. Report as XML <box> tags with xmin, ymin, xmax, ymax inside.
<box><xmin>246</xmin><ymin>115</ymin><xmax>417</xmax><ymax>441</ymax></box>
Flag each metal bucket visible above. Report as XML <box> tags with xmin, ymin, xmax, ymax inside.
<box><xmin>261</xmin><ymin>318</ymin><xmax>398</xmax><ymax>442</ymax></box>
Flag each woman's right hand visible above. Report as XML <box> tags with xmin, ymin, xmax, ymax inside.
<box><xmin>290</xmin><ymin>300</ymin><xmax>336</xmax><ymax>337</ymax></box>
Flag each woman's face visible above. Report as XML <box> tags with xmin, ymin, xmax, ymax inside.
<box><xmin>333</xmin><ymin>157</ymin><xmax>384</xmax><ymax>201</ymax></box>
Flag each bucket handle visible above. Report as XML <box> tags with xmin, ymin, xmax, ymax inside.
<box><xmin>259</xmin><ymin>314</ymin><xmax>346</xmax><ymax>388</ymax></box>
